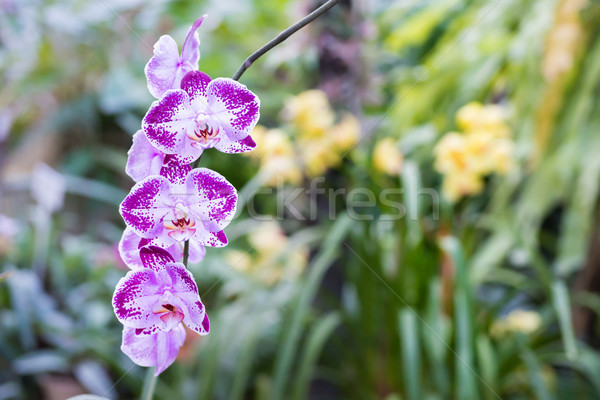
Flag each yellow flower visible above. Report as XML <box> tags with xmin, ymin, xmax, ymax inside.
<box><xmin>248</xmin><ymin>221</ymin><xmax>288</xmax><ymax>257</ymax></box>
<box><xmin>457</xmin><ymin>102</ymin><xmax>509</xmax><ymax>137</ymax></box>
<box><xmin>301</xmin><ymin>139</ymin><xmax>341</xmax><ymax>178</ymax></box>
<box><xmin>284</xmin><ymin>90</ymin><xmax>335</xmax><ymax>139</ymax></box>
<box><xmin>249</xmin><ymin>127</ymin><xmax>302</xmax><ymax>186</ymax></box>
<box><xmin>441</xmin><ymin>171</ymin><xmax>484</xmax><ymax>202</ymax></box>
<box><xmin>224</xmin><ymin>249</ymin><xmax>253</xmax><ymax>272</ymax></box>
<box><xmin>372</xmin><ymin>138</ymin><xmax>403</xmax><ymax>176</ymax></box>
<box><xmin>434</xmin><ymin>132</ymin><xmax>469</xmax><ymax>174</ymax></box>
<box><xmin>330</xmin><ymin>113</ymin><xmax>360</xmax><ymax>151</ymax></box>
<box><xmin>491</xmin><ymin>310</ymin><xmax>542</xmax><ymax>338</ymax></box>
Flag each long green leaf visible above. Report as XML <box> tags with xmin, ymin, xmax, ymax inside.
<box><xmin>399</xmin><ymin>309</ymin><xmax>421</xmax><ymax>400</ymax></box>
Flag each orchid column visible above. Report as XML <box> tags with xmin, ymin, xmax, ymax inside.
<box><xmin>114</xmin><ymin>16</ymin><xmax>260</xmax><ymax>375</ymax></box>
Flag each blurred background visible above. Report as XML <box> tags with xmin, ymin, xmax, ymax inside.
<box><xmin>2</xmin><ymin>0</ymin><xmax>600</xmax><ymax>399</ymax></box>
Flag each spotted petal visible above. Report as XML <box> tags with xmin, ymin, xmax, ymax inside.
<box><xmin>121</xmin><ymin>324</ymin><xmax>186</xmax><ymax>375</ymax></box>
<box><xmin>143</xmin><ymin>90</ymin><xmax>201</xmax><ymax>160</ymax></box>
<box><xmin>164</xmin><ymin>263</ymin><xmax>209</xmax><ymax>336</ymax></box>
<box><xmin>120</xmin><ymin>176</ymin><xmax>172</xmax><ymax>239</ymax></box>
<box><xmin>207</xmin><ymin>78</ymin><xmax>260</xmax><ymax>141</ymax></box>
<box><xmin>213</xmin><ymin>134</ymin><xmax>256</xmax><ymax>154</ymax></box>
<box><xmin>186</xmin><ymin>168</ymin><xmax>237</xmax><ymax>233</ymax></box>
<box><xmin>112</xmin><ymin>269</ymin><xmax>163</xmax><ymax>329</ymax></box>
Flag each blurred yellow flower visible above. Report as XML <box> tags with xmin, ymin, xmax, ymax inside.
<box><xmin>248</xmin><ymin>221</ymin><xmax>288</xmax><ymax>257</ymax></box>
<box><xmin>330</xmin><ymin>113</ymin><xmax>360</xmax><ymax>151</ymax></box>
<box><xmin>225</xmin><ymin>221</ymin><xmax>308</xmax><ymax>286</ymax></box>
<box><xmin>372</xmin><ymin>138</ymin><xmax>403</xmax><ymax>176</ymax></box>
<box><xmin>435</xmin><ymin>102</ymin><xmax>514</xmax><ymax>202</ymax></box>
<box><xmin>283</xmin><ymin>89</ymin><xmax>334</xmax><ymax>139</ymax></box>
<box><xmin>302</xmin><ymin>139</ymin><xmax>341</xmax><ymax>178</ymax></box>
<box><xmin>441</xmin><ymin>171</ymin><xmax>484</xmax><ymax>203</ymax></box>
<box><xmin>456</xmin><ymin>102</ymin><xmax>509</xmax><ymax>137</ymax></box>
<box><xmin>250</xmin><ymin>127</ymin><xmax>302</xmax><ymax>186</ymax></box>
<box><xmin>434</xmin><ymin>132</ymin><xmax>468</xmax><ymax>174</ymax></box>
<box><xmin>491</xmin><ymin>310</ymin><xmax>542</xmax><ymax>338</ymax></box>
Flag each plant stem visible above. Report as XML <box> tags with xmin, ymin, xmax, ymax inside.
<box><xmin>141</xmin><ymin>367</ymin><xmax>157</xmax><ymax>400</ymax></box>
<box><xmin>232</xmin><ymin>0</ymin><xmax>341</xmax><ymax>81</ymax></box>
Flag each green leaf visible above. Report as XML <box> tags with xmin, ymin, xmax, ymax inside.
<box><xmin>292</xmin><ymin>312</ymin><xmax>341</xmax><ymax>400</ymax></box>
<box><xmin>398</xmin><ymin>309</ymin><xmax>421</xmax><ymax>400</ymax></box>
<box><xmin>551</xmin><ymin>280</ymin><xmax>578</xmax><ymax>360</ymax></box>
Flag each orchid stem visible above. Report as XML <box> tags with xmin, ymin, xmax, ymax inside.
<box><xmin>232</xmin><ymin>0</ymin><xmax>341</xmax><ymax>81</ymax></box>
<box><xmin>141</xmin><ymin>367</ymin><xmax>157</xmax><ymax>400</ymax></box>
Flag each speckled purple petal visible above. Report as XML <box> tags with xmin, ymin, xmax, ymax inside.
<box><xmin>140</xmin><ymin>246</ymin><xmax>175</xmax><ymax>271</ymax></box>
<box><xmin>192</xmin><ymin>229</ymin><xmax>228</xmax><ymax>247</ymax></box>
<box><xmin>207</xmin><ymin>78</ymin><xmax>260</xmax><ymax>140</ymax></box>
<box><xmin>186</xmin><ymin>168</ymin><xmax>237</xmax><ymax>233</ymax></box>
<box><xmin>213</xmin><ymin>134</ymin><xmax>256</xmax><ymax>154</ymax></box>
<box><xmin>112</xmin><ymin>269</ymin><xmax>163</xmax><ymax>329</ymax></box>
<box><xmin>119</xmin><ymin>228</ymin><xmax>184</xmax><ymax>269</ymax></box>
<box><xmin>121</xmin><ymin>324</ymin><xmax>186</xmax><ymax>375</ymax></box>
<box><xmin>126</xmin><ymin>130</ymin><xmax>165</xmax><ymax>182</ymax></box>
<box><xmin>120</xmin><ymin>176</ymin><xmax>172</xmax><ymax>238</ymax></box>
<box><xmin>181</xmin><ymin>297</ymin><xmax>210</xmax><ymax>336</ymax></box>
<box><xmin>181</xmin><ymin>70</ymin><xmax>211</xmax><ymax>107</ymax></box>
<box><xmin>143</xmin><ymin>89</ymin><xmax>200</xmax><ymax>160</ymax></box>
<box><xmin>160</xmin><ymin>154</ymin><xmax>192</xmax><ymax>186</ymax></box>
<box><xmin>145</xmin><ymin>35</ymin><xmax>180</xmax><ymax>99</ymax></box>
<box><xmin>181</xmin><ymin>16</ymin><xmax>206</xmax><ymax>68</ymax></box>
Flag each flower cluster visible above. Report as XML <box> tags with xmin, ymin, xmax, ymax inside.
<box><xmin>114</xmin><ymin>16</ymin><xmax>260</xmax><ymax>375</ymax></box>
<box><xmin>434</xmin><ymin>102</ymin><xmax>514</xmax><ymax>202</ymax></box>
<box><xmin>248</xmin><ymin>89</ymin><xmax>360</xmax><ymax>185</ymax></box>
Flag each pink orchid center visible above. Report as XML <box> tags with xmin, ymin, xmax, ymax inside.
<box><xmin>163</xmin><ymin>202</ymin><xmax>196</xmax><ymax>242</ymax></box>
<box><xmin>152</xmin><ymin>294</ymin><xmax>185</xmax><ymax>331</ymax></box>
<box><xmin>187</xmin><ymin>114</ymin><xmax>220</xmax><ymax>149</ymax></box>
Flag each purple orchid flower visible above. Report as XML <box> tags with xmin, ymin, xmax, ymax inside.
<box><xmin>113</xmin><ymin>245</ymin><xmax>209</xmax><ymax>334</ymax></box>
<box><xmin>113</xmin><ymin>246</ymin><xmax>209</xmax><ymax>374</ymax></box>
<box><xmin>143</xmin><ymin>70</ymin><xmax>259</xmax><ymax>161</ymax></box>
<box><xmin>120</xmin><ymin>168</ymin><xmax>237</xmax><ymax>248</ymax></box>
<box><xmin>119</xmin><ymin>226</ymin><xmax>206</xmax><ymax>270</ymax></box>
<box><xmin>145</xmin><ymin>16</ymin><xmax>206</xmax><ymax>99</ymax></box>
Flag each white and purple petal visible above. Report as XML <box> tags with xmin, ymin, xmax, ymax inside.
<box><xmin>181</xmin><ymin>70</ymin><xmax>211</xmax><ymax>110</ymax></box>
<box><xmin>121</xmin><ymin>324</ymin><xmax>186</xmax><ymax>375</ymax></box>
<box><xmin>181</xmin><ymin>16</ymin><xmax>206</xmax><ymax>69</ymax></box>
<box><xmin>125</xmin><ymin>130</ymin><xmax>165</xmax><ymax>182</ymax></box>
<box><xmin>213</xmin><ymin>134</ymin><xmax>256</xmax><ymax>154</ymax></box>
<box><xmin>160</xmin><ymin>154</ymin><xmax>192</xmax><ymax>187</ymax></box>
<box><xmin>112</xmin><ymin>269</ymin><xmax>163</xmax><ymax>329</ymax></box>
<box><xmin>139</xmin><ymin>246</ymin><xmax>176</xmax><ymax>271</ymax></box>
<box><xmin>143</xmin><ymin>89</ymin><xmax>199</xmax><ymax>159</ymax></box>
<box><xmin>120</xmin><ymin>176</ymin><xmax>172</xmax><ymax>238</ymax></box>
<box><xmin>145</xmin><ymin>35</ymin><xmax>181</xmax><ymax>99</ymax></box>
<box><xmin>207</xmin><ymin>78</ymin><xmax>260</xmax><ymax>141</ymax></box>
<box><xmin>186</xmin><ymin>168</ymin><xmax>237</xmax><ymax>233</ymax></box>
